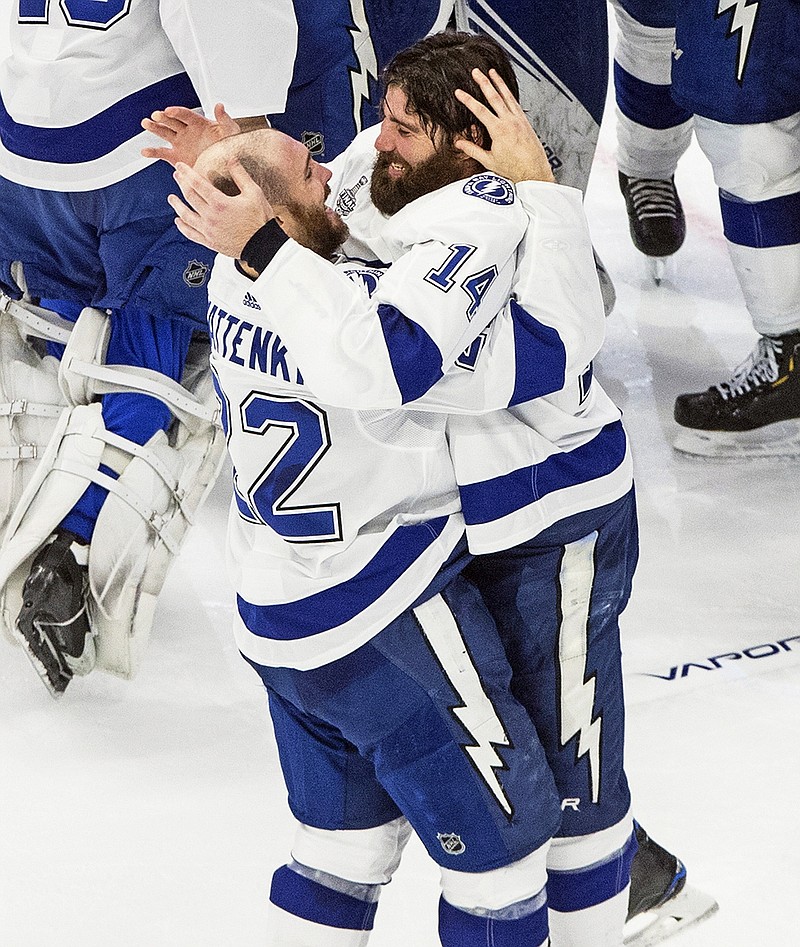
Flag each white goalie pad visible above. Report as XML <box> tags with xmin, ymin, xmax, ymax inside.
<box><xmin>88</xmin><ymin>359</ymin><xmax>226</xmax><ymax>678</ymax></box>
<box><xmin>0</xmin><ymin>292</ymin><xmax>70</xmax><ymax>540</ymax></box>
<box><xmin>0</xmin><ymin>403</ymin><xmax>107</xmax><ymax>647</ymax></box>
<box><xmin>0</xmin><ymin>306</ymin><xmax>226</xmax><ymax>679</ymax></box>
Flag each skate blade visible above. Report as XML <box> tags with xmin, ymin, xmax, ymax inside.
<box><xmin>647</xmin><ymin>257</ymin><xmax>668</xmax><ymax>285</ymax></box>
<box><xmin>673</xmin><ymin>419</ymin><xmax>800</xmax><ymax>458</ymax></box>
<box><xmin>624</xmin><ymin>883</ymin><xmax>719</xmax><ymax>946</ymax></box>
<box><xmin>12</xmin><ymin>622</ymin><xmax>71</xmax><ymax>699</ymax></box>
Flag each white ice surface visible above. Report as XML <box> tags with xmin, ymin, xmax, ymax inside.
<box><xmin>1</xmin><ymin>20</ymin><xmax>799</xmax><ymax>947</ymax></box>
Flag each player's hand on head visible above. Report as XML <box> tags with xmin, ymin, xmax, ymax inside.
<box><xmin>453</xmin><ymin>68</ymin><xmax>555</xmax><ymax>185</ymax></box>
<box><xmin>141</xmin><ymin>103</ymin><xmax>241</xmax><ymax>167</ymax></box>
<box><xmin>170</xmin><ymin>159</ymin><xmax>274</xmax><ymax>258</ymax></box>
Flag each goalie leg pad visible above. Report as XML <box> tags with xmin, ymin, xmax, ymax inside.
<box><xmin>0</xmin><ymin>402</ymin><xmax>107</xmax><ymax>648</ymax></box>
<box><xmin>0</xmin><ymin>299</ymin><xmax>67</xmax><ymax>538</ymax></box>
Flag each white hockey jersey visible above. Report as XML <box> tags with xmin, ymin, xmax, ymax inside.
<box><xmin>252</xmin><ymin>127</ymin><xmax>633</xmax><ymax>553</ymax></box>
<box><xmin>0</xmin><ymin>0</ymin><xmax>297</xmax><ymax>190</ymax></box>
<box><xmin>207</xmin><ymin>256</ymin><xmax>464</xmax><ymax>671</ymax></box>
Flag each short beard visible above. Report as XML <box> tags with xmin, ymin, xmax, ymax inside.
<box><xmin>287</xmin><ymin>201</ymin><xmax>350</xmax><ymax>260</ymax></box>
<box><xmin>370</xmin><ymin>146</ymin><xmax>466</xmax><ymax>216</ymax></box>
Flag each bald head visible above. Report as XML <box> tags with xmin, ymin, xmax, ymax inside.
<box><xmin>194</xmin><ymin>125</ymin><xmax>347</xmax><ymax>260</ymax></box>
<box><xmin>196</xmin><ymin>127</ymin><xmax>296</xmax><ymax>205</ymax></box>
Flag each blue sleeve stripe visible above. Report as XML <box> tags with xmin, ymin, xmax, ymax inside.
<box><xmin>376</xmin><ymin>303</ymin><xmax>444</xmax><ymax>403</ymax></box>
<box><xmin>720</xmin><ymin>188</ymin><xmax>800</xmax><ymax>249</ymax></box>
<box><xmin>509</xmin><ymin>300</ymin><xmax>567</xmax><ymax>405</ymax></box>
<box><xmin>547</xmin><ymin>831</ymin><xmax>637</xmax><ymax>913</ymax></box>
<box><xmin>270</xmin><ymin>866</ymin><xmax>378</xmax><ymax>931</ymax></box>
<box><xmin>460</xmin><ymin>421</ymin><xmax>627</xmax><ymax>527</ymax></box>
<box><xmin>0</xmin><ymin>73</ymin><xmax>200</xmax><ymax>164</ymax></box>
<box><xmin>237</xmin><ymin>516</ymin><xmax>450</xmax><ymax>640</ymax></box>
<box><xmin>613</xmin><ymin>63</ymin><xmax>692</xmax><ymax>130</ymax></box>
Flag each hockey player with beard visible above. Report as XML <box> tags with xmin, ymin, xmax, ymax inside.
<box><xmin>155</xmin><ymin>32</ymin><xmax>716</xmax><ymax>947</ymax></box>
<box><xmin>0</xmin><ymin>0</ymin><xmax>297</xmax><ymax>695</ymax></box>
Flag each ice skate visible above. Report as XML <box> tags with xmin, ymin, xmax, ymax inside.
<box><xmin>673</xmin><ymin>331</ymin><xmax>800</xmax><ymax>458</ymax></box>
<box><xmin>619</xmin><ymin>173</ymin><xmax>685</xmax><ymax>284</ymax></box>
<box><xmin>624</xmin><ymin>824</ymin><xmax>718</xmax><ymax>946</ymax></box>
<box><xmin>14</xmin><ymin>530</ymin><xmax>94</xmax><ymax>698</ymax></box>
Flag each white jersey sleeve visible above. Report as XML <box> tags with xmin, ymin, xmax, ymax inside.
<box><xmin>158</xmin><ymin>0</ymin><xmax>297</xmax><ymax>117</ymax></box>
<box><xmin>407</xmin><ymin>181</ymin><xmax>608</xmax><ymax>414</ymax></box>
<box><xmin>250</xmin><ymin>178</ymin><xmax>606</xmax><ymax>415</ymax></box>
<box><xmin>249</xmin><ymin>173</ymin><xmax>526</xmax><ymax>409</ymax></box>
<box><xmin>0</xmin><ymin>0</ymin><xmax>297</xmax><ymax>190</ymax></box>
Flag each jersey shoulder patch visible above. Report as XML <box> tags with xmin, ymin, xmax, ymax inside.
<box><xmin>462</xmin><ymin>174</ymin><xmax>515</xmax><ymax>206</ymax></box>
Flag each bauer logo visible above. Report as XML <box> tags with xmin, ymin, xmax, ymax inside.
<box><xmin>183</xmin><ymin>260</ymin><xmax>209</xmax><ymax>287</ymax></box>
<box><xmin>463</xmin><ymin>174</ymin><xmax>515</xmax><ymax>205</ymax></box>
<box><xmin>437</xmin><ymin>833</ymin><xmax>466</xmax><ymax>855</ymax></box>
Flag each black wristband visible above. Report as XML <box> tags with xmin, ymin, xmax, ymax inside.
<box><xmin>240</xmin><ymin>219</ymin><xmax>290</xmax><ymax>275</ymax></box>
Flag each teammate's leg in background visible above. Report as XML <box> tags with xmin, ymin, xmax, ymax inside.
<box><xmin>670</xmin><ymin>0</ymin><xmax>800</xmax><ymax>456</ymax></box>
<box><xmin>610</xmin><ymin>0</ymin><xmax>692</xmax><ymax>281</ymax></box>
<box><xmin>671</xmin><ymin>114</ymin><xmax>800</xmax><ymax>455</ymax></box>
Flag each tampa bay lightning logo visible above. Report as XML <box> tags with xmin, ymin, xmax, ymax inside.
<box><xmin>341</xmin><ymin>265</ymin><xmax>385</xmax><ymax>297</ymax></box>
<box><xmin>463</xmin><ymin>174</ymin><xmax>515</xmax><ymax>205</ymax></box>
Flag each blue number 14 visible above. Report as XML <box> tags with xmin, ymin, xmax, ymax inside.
<box><xmin>19</xmin><ymin>1</ymin><xmax>132</xmax><ymax>29</ymax></box>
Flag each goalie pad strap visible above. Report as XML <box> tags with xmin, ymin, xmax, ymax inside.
<box><xmin>0</xmin><ymin>444</ymin><xmax>38</xmax><ymax>460</ymax></box>
<box><xmin>1</xmin><ymin>399</ymin><xmax>64</xmax><ymax>419</ymax></box>
<box><xmin>54</xmin><ymin>457</ymin><xmax>183</xmax><ymax>556</ymax></box>
<box><xmin>63</xmin><ymin>356</ymin><xmax>219</xmax><ymax>430</ymax></box>
<box><xmin>0</xmin><ymin>293</ymin><xmax>74</xmax><ymax>344</ymax></box>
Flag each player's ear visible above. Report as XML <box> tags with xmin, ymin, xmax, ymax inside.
<box><xmin>467</xmin><ymin>123</ymin><xmax>485</xmax><ymax>147</ymax></box>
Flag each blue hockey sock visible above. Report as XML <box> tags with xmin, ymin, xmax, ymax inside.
<box><xmin>438</xmin><ymin>893</ymin><xmax>549</xmax><ymax>947</ymax></box>
<box><xmin>269</xmin><ymin>864</ymin><xmax>379</xmax><ymax>932</ymax></box>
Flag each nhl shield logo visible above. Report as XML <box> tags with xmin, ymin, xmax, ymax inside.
<box><xmin>301</xmin><ymin>130</ymin><xmax>325</xmax><ymax>156</ymax></box>
<box><xmin>437</xmin><ymin>833</ymin><xmax>466</xmax><ymax>856</ymax></box>
<box><xmin>183</xmin><ymin>260</ymin><xmax>209</xmax><ymax>287</ymax></box>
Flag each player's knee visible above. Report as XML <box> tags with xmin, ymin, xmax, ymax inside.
<box><xmin>694</xmin><ymin>113</ymin><xmax>800</xmax><ymax>202</ymax></box>
<box><xmin>439</xmin><ymin>840</ymin><xmax>549</xmax><ymax>914</ymax></box>
<box><xmin>291</xmin><ymin>817</ymin><xmax>413</xmax><ymax>887</ymax></box>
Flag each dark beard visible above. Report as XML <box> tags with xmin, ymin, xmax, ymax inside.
<box><xmin>288</xmin><ymin>201</ymin><xmax>350</xmax><ymax>260</ymax></box>
<box><xmin>370</xmin><ymin>146</ymin><xmax>466</xmax><ymax>216</ymax></box>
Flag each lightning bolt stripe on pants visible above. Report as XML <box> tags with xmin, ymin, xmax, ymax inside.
<box><xmin>413</xmin><ymin>593</ymin><xmax>514</xmax><ymax>818</ymax></box>
<box><xmin>556</xmin><ymin>532</ymin><xmax>603</xmax><ymax>804</ymax></box>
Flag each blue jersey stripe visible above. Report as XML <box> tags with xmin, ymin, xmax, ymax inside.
<box><xmin>460</xmin><ymin>421</ymin><xmax>627</xmax><ymax>527</ymax></box>
<box><xmin>237</xmin><ymin>516</ymin><xmax>450</xmax><ymax>640</ymax></box>
<box><xmin>0</xmin><ymin>73</ymin><xmax>199</xmax><ymax>164</ymax></box>
<box><xmin>377</xmin><ymin>303</ymin><xmax>444</xmax><ymax>403</ymax></box>
<box><xmin>720</xmin><ymin>189</ymin><xmax>800</xmax><ymax>249</ymax></box>
<box><xmin>614</xmin><ymin>63</ymin><xmax>692</xmax><ymax>130</ymax></box>
<box><xmin>509</xmin><ymin>300</ymin><xmax>567</xmax><ymax>405</ymax></box>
